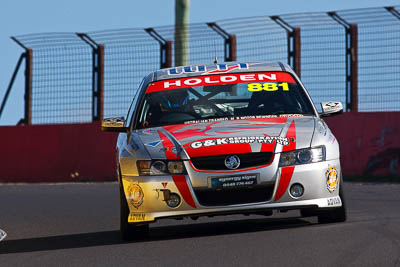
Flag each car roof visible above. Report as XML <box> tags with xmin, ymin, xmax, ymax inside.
<box><xmin>150</xmin><ymin>61</ymin><xmax>295</xmax><ymax>82</ymax></box>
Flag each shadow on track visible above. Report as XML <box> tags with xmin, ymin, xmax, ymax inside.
<box><xmin>0</xmin><ymin>217</ymin><xmax>313</xmax><ymax>254</ymax></box>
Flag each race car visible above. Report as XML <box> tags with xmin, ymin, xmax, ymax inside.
<box><xmin>102</xmin><ymin>62</ymin><xmax>346</xmax><ymax>240</ymax></box>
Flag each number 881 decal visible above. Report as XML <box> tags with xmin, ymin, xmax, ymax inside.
<box><xmin>248</xmin><ymin>82</ymin><xmax>289</xmax><ymax>92</ymax></box>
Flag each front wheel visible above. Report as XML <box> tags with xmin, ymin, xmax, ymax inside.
<box><xmin>120</xmin><ymin>184</ymin><xmax>149</xmax><ymax>241</ymax></box>
<box><xmin>317</xmin><ymin>181</ymin><xmax>347</xmax><ymax>224</ymax></box>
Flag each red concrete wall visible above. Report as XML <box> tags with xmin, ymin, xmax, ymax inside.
<box><xmin>325</xmin><ymin>112</ymin><xmax>400</xmax><ymax>177</ymax></box>
<box><xmin>0</xmin><ymin>122</ymin><xmax>118</xmax><ymax>183</ymax></box>
<box><xmin>0</xmin><ymin>112</ymin><xmax>398</xmax><ymax>182</ymax></box>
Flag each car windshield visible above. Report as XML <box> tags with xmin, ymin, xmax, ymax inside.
<box><xmin>137</xmin><ymin>72</ymin><xmax>315</xmax><ymax>128</ymax></box>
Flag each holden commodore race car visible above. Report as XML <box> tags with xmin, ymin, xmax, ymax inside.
<box><xmin>102</xmin><ymin>62</ymin><xmax>346</xmax><ymax>240</ymax></box>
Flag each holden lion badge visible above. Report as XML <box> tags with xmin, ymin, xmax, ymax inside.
<box><xmin>225</xmin><ymin>155</ymin><xmax>241</xmax><ymax>170</ymax></box>
<box><xmin>126</xmin><ymin>184</ymin><xmax>144</xmax><ymax>209</ymax></box>
<box><xmin>326</xmin><ymin>165</ymin><xmax>338</xmax><ymax>193</ymax></box>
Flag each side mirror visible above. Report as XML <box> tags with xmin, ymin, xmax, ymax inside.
<box><xmin>319</xmin><ymin>101</ymin><xmax>343</xmax><ymax>117</ymax></box>
<box><xmin>101</xmin><ymin>117</ymin><xmax>129</xmax><ymax>132</ymax></box>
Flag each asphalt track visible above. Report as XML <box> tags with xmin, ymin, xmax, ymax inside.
<box><xmin>0</xmin><ymin>182</ymin><xmax>399</xmax><ymax>267</ymax></box>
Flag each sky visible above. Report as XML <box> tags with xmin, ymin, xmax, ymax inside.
<box><xmin>0</xmin><ymin>0</ymin><xmax>398</xmax><ymax>125</ymax></box>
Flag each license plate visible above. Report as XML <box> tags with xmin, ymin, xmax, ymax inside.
<box><xmin>211</xmin><ymin>174</ymin><xmax>258</xmax><ymax>189</ymax></box>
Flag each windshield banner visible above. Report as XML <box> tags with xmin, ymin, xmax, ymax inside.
<box><xmin>146</xmin><ymin>72</ymin><xmax>295</xmax><ymax>93</ymax></box>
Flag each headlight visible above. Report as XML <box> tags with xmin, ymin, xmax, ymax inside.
<box><xmin>168</xmin><ymin>161</ymin><xmax>185</xmax><ymax>174</ymax></box>
<box><xmin>151</xmin><ymin>161</ymin><xmax>167</xmax><ymax>175</ymax></box>
<box><xmin>137</xmin><ymin>160</ymin><xmax>151</xmax><ymax>175</ymax></box>
<box><xmin>279</xmin><ymin>146</ymin><xmax>325</xmax><ymax>167</ymax></box>
<box><xmin>137</xmin><ymin>160</ymin><xmax>186</xmax><ymax>176</ymax></box>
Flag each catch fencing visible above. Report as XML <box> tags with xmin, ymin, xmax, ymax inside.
<box><xmin>1</xmin><ymin>6</ymin><xmax>399</xmax><ymax>125</ymax></box>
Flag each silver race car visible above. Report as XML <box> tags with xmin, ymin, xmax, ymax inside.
<box><xmin>102</xmin><ymin>62</ymin><xmax>346</xmax><ymax>240</ymax></box>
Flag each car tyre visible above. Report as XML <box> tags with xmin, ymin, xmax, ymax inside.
<box><xmin>317</xmin><ymin>180</ymin><xmax>347</xmax><ymax>224</ymax></box>
<box><xmin>120</xmin><ymin>182</ymin><xmax>149</xmax><ymax>241</ymax></box>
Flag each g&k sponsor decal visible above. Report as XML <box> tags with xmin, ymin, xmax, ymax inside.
<box><xmin>126</xmin><ymin>184</ymin><xmax>144</xmax><ymax>209</ymax></box>
<box><xmin>190</xmin><ymin>136</ymin><xmax>290</xmax><ymax>149</ymax></box>
<box><xmin>326</xmin><ymin>165</ymin><xmax>339</xmax><ymax>193</ymax></box>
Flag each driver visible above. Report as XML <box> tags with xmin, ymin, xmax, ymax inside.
<box><xmin>247</xmin><ymin>89</ymin><xmax>285</xmax><ymax>114</ymax></box>
<box><xmin>160</xmin><ymin>89</ymin><xmax>190</xmax><ymax>112</ymax></box>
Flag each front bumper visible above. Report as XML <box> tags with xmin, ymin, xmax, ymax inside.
<box><xmin>122</xmin><ymin>159</ymin><xmax>342</xmax><ymax>223</ymax></box>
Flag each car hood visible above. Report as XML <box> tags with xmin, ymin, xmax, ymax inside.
<box><xmin>136</xmin><ymin>116</ymin><xmax>315</xmax><ymax>159</ymax></box>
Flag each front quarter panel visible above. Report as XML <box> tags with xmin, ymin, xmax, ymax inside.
<box><xmin>311</xmin><ymin>118</ymin><xmax>340</xmax><ymax>160</ymax></box>
<box><xmin>118</xmin><ymin>132</ymin><xmax>151</xmax><ymax>176</ymax></box>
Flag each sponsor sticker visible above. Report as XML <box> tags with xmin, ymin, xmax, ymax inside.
<box><xmin>326</xmin><ymin>165</ymin><xmax>339</xmax><ymax>193</ymax></box>
<box><xmin>146</xmin><ymin>140</ymin><xmax>161</xmax><ymax>147</ymax></box>
<box><xmin>159</xmin><ymin>146</ymin><xmax>178</xmax><ymax>154</ymax></box>
<box><xmin>321</xmin><ymin>101</ymin><xmax>342</xmax><ymax>113</ymax></box>
<box><xmin>183</xmin><ymin>114</ymin><xmax>303</xmax><ymax>124</ymax></box>
<box><xmin>129</xmin><ymin>212</ymin><xmax>147</xmax><ymax>222</ymax></box>
<box><xmin>146</xmin><ymin>72</ymin><xmax>295</xmax><ymax>93</ymax></box>
<box><xmin>327</xmin><ymin>196</ymin><xmax>341</xmax><ymax>206</ymax></box>
<box><xmin>168</xmin><ymin>63</ymin><xmax>248</xmax><ymax>75</ymax></box>
<box><xmin>101</xmin><ymin>117</ymin><xmax>125</xmax><ymax>127</ymax></box>
<box><xmin>190</xmin><ymin>136</ymin><xmax>290</xmax><ymax>149</ymax></box>
<box><xmin>0</xmin><ymin>229</ymin><xmax>6</xmax><ymax>242</ymax></box>
<box><xmin>126</xmin><ymin>184</ymin><xmax>144</xmax><ymax>209</ymax></box>
<box><xmin>323</xmin><ymin>102</ymin><xmax>340</xmax><ymax>110</ymax></box>
<box><xmin>247</xmin><ymin>82</ymin><xmax>289</xmax><ymax>92</ymax></box>
<box><xmin>141</xmin><ymin>128</ymin><xmax>156</xmax><ymax>135</ymax></box>
<box><xmin>211</xmin><ymin>174</ymin><xmax>258</xmax><ymax>189</ymax></box>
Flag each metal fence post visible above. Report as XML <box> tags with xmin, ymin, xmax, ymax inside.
<box><xmin>328</xmin><ymin>12</ymin><xmax>358</xmax><ymax>112</ymax></box>
<box><xmin>97</xmin><ymin>45</ymin><xmax>104</xmax><ymax>121</ymax></box>
<box><xmin>77</xmin><ymin>33</ymin><xmax>105</xmax><ymax>121</ymax></box>
<box><xmin>207</xmin><ymin>22</ymin><xmax>237</xmax><ymax>62</ymax></box>
<box><xmin>292</xmin><ymin>28</ymin><xmax>301</xmax><ymax>78</ymax></box>
<box><xmin>25</xmin><ymin>49</ymin><xmax>33</xmax><ymax>125</ymax></box>
<box><xmin>271</xmin><ymin>16</ymin><xmax>301</xmax><ymax>78</ymax></box>
<box><xmin>165</xmin><ymin>40</ymin><xmax>172</xmax><ymax>68</ymax></box>
<box><xmin>385</xmin><ymin>6</ymin><xmax>400</xmax><ymax>19</ymax></box>
<box><xmin>10</xmin><ymin>37</ymin><xmax>33</xmax><ymax>125</ymax></box>
<box><xmin>0</xmin><ymin>53</ymin><xmax>25</xmax><ymax>121</ymax></box>
<box><xmin>145</xmin><ymin>28</ymin><xmax>172</xmax><ymax>68</ymax></box>
<box><xmin>349</xmin><ymin>25</ymin><xmax>358</xmax><ymax>112</ymax></box>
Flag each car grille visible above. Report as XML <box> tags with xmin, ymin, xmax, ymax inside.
<box><xmin>193</xmin><ymin>184</ymin><xmax>274</xmax><ymax>206</ymax></box>
<box><xmin>190</xmin><ymin>152</ymin><xmax>273</xmax><ymax>171</ymax></box>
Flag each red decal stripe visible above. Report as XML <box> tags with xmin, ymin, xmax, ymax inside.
<box><xmin>282</xmin><ymin>120</ymin><xmax>296</xmax><ymax>152</ymax></box>
<box><xmin>260</xmin><ymin>133</ymin><xmax>276</xmax><ymax>152</ymax></box>
<box><xmin>158</xmin><ymin>130</ymin><xmax>179</xmax><ymax>160</ymax></box>
<box><xmin>173</xmin><ymin>175</ymin><xmax>196</xmax><ymax>208</ymax></box>
<box><xmin>163</xmin><ymin>121</ymin><xmax>219</xmax><ymax>141</ymax></box>
<box><xmin>158</xmin><ymin>130</ymin><xmax>196</xmax><ymax>208</ymax></box>
<box><xmin>274</xmin><ymin>120</ymin><xmax>297</xmax><ymax>201</ymax></box>
<box><xmin>275</xmin><ymin>166</ymin><xmax>295</xmax><ymax>201</ymax></box>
